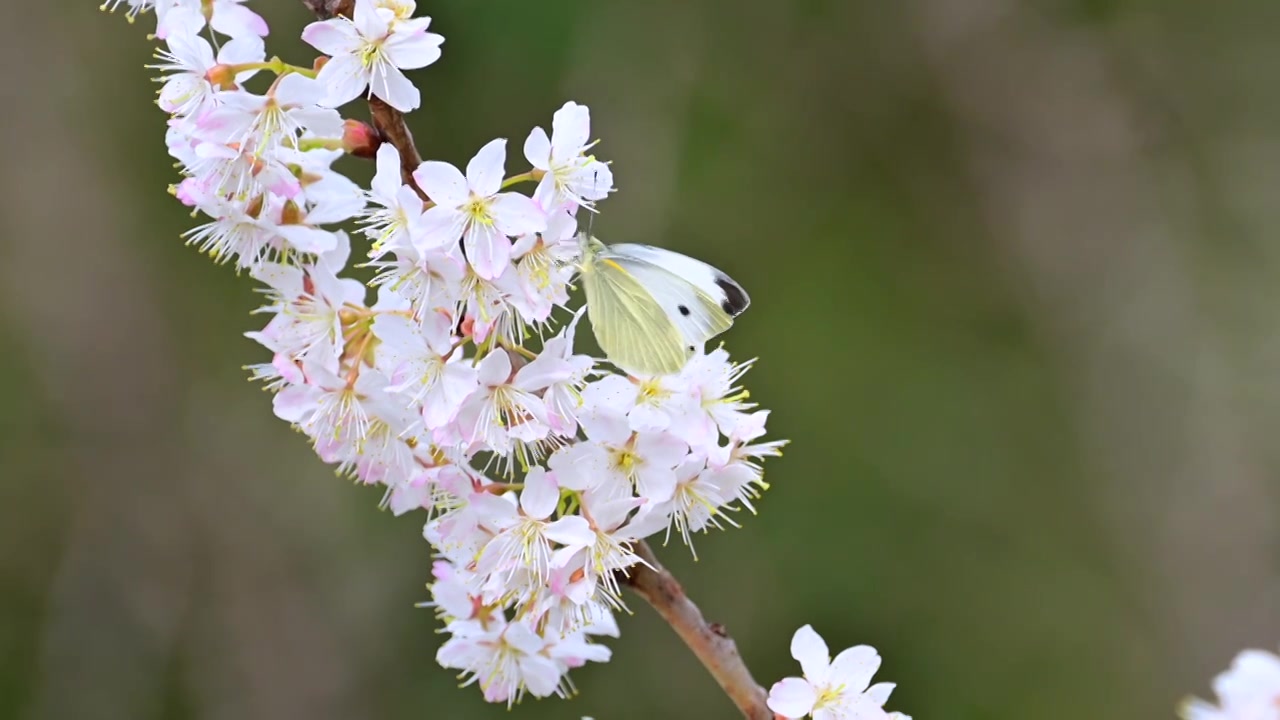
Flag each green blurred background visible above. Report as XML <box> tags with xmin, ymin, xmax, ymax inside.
<box><xmin>4</xmin><ymin>1</ymin><xmax>1279</xmax><ymax>718</ymax></box>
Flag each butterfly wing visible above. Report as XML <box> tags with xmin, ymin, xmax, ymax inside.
<box><xmin>581</xmin><ymin>253</ymin><xmax>690</xmax><ymax>376</ymax></box>
<box><xmin>603</xmin><ymin>244</ymin><xmax>748</xmax><ymax>347</ymax></box>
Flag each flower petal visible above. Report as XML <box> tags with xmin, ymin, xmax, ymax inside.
<box><xmin>864</xmin><ymin>682</ymin><xmax>895</xmax><ymax>707</ymax></box>
<box><xmin>383</xmin><ymin>30</ymin><xmax>444</xmax><ymax>69</ymax></box>
<box><xmin>371</xmin><ymin>144</ymin><xmax>403</xmax><ymax>202</ymax></box>
<box><xmin>274</xmin><ymin>73</ymin><xmax>326</xmax><ymax>107</ymax></box>
<box><xmin>353</xmin><ymin>0</ymin><xmax>391</xmax><ymax>38</ymax></box>
<box><xmin>791</xmin><ymin>625</ymin><xmax>832</xmax><ymax>685</ymax></box>
<box><xmin>829</xmin><ymin>644</ymin><xmax>880</xmax><ymax>695</ymax></box>
<box><xmin>277</xmin><ymin>225</ymin><xmax>338</xmax><ymax>255</ymax></box>
<box><xmin>414</xmin><ymin>205</ymin><xmax>462</xmax><ymax>252</ymax></box>
<box><xmin>767</xmin><ymin>678</ymin><xmax>817</xmax><ymax>719</ymax></box>
<box><xmin>209</xmin><ymin>2</ymin><xmax>269</xmax><ymax>39</ymax></box>
<box><xmin>551</xmin><ymin>101</ymin><xmax>591</xmax><ymax>160</ymax></box>
<box><xmin>476</xmin><ymin>348</ymin><xmax>512</xmax><ymax>386</ymax></box>
<box><xmin>463</xmin><ymin>222</ymin><xmax>510</xmax><ymax>280</ymax></box>
<box><xmin>523</xmin><ymin>126</ymin><xmax>551</xmax><ymax>169</ymax></box>
<box><xmin>314</xmin><ymin>53</ymin><xmax>369</xmax><ymax>108</ymax></box>
<box><xmin>413</xmin><ymin>161</ymin><xmax>469</xmax><ymax>207</ymax></box>
<box><xmin>370</xmin><ymin>65</ymin><xmax>420</xmax><ymax>112</ymax></box>
<box><xmin>488</xmin><ymin>192</ymin><xmax>546</xmax><ymax>236</ymax></box>
<box><xmin>219</xmin><ymin>35</ymin><xmax>266</xmax><ymax>66</ymax></box>
<box><xmin>466</xmin><ymin>138</ymin><xmax>507</xmax><ymax>197</ymax></box>
<box><xmin>301</xmin><ymin>19</ymin><xmax>361</xmax><ymax>55</ymax></box>
<box><xmin>520</xmin><ymin>466</ymin><xmax>558</xmax><ymax>519</ymax></box>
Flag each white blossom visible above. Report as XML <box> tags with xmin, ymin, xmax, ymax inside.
<box><xmin>302</xmin><ymin>0</ymin><xmax>444</xmax><ymax>112</ymax></box>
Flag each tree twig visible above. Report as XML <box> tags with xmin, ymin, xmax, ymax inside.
<box><xmin>301</xmin><ymin>0</ymin><xmax>427</xmax><ymax>198</ymax></box>
<box><xmin>625</xmin><ymin>540</ymin><xmax>774</xmax><ymax>720</ymax></box>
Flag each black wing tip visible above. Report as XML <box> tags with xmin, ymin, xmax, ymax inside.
<box><xmin>715</xmin><ymin>276</ymin><xmax>750</xmax><ymax>316</ymax></box>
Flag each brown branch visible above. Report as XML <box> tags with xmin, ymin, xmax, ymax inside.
<box><xmin>302</xmin><ymin>0</ymin><xmax>427</xmax><ymax>198</ymax></box>
<box><xmin>625</xmin><ymin>541</ymin><xmax>774</xmax><ymax>720</ymax></box>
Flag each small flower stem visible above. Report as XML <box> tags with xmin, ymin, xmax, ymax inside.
<box><xmin>297</xmin><ymin>137</ymin><xmax>343</xmax><ymax>152</ymax></box>
<box><xmin>301</xmin><ymin>0</ymin><xmax>427</xmax><ymax>201</ymax></box>
<box><xmin>625</xmin><ymin>540</ymin><xmax>774</xmax><ymax>720</ymax></box>
<box><xmin>500</xmin><ymin>169</ymin><xmax>544</xmax><ymax>189</ymax></box>
<box><xmin>224</xmin><ymin>57</ymin><xmax>317</xmax><ymax>79</ymax></box>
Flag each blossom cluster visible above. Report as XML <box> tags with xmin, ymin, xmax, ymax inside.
<box><xmin>768</xmin><ymin>626</ymin><xmax>912</xmax><ymax>720</ymax></box>
<box><xmin>1181</xmin><ymin>646</ymin><xmax>1280</xmax><ymax>720</ymax></box>
<box><xmin>108</xmin><ymin>0</ymin><xmax>783</xmax><ymax>706</ymax></box>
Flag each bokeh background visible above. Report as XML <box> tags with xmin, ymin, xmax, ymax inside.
<box><xmin>4</xmin><ymin>1</ymin><xmax>1280</xmax><ymax>718</ymax></box>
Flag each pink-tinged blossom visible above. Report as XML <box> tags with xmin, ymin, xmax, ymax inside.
<box><xmin>155</xmin><ymin>0</ymin><xmax>269</xmax><ymax>40</ymax></box>
<box><xmin>278</xmin><ymin>146</ymin><xmax>368</xmax><ymax>220</ymax></box>
<box><xmin>473</xmin><ymin>468</ymin><xmax>593</xmax><ymax>588</ymax></box>
<box><xmin>247</xmin><ymin>237</ymin><xmax>366</xmax><ymax>374</ymax></box>
<box><xmin>551</xmin><ymin>406</ymin><xmax>688</xmax><ymax>503</ymax></box>
<box><xmin>436</xmin><ymin>619</ymin><xmax>566</xmax><ymax>706</ymax></box>
<box><xmin>582</xmin><ymin>372</ymin><xmax>696</xmax><ymax>435</ymax></box>
<box><xmin>363</xmin><ymin>144</ymin><xmax>425</xmax><ymax>259</ymax></box>
<box><xmin>302</xmin><ymin>0</ymin><xmax>444</xmax><ymax>112</ymax></box>
<box><xmin>178</xmin><ymin>137</ymin><xmax>302</xmax><ymax>203</ymax></box>
<box><xmin>519</xmin><ymin>311</ymin><xmax>594</xmax><ymax>436</ymax></box>
<box><xmin>387</xmin><ymin>462</ymin><xmax>468</xmax><ymax>517</ymax></box>
<box><xmin>453</xmin><ymin>349</ymin><xmax>554</xmax><ymax>460</ymax></box>
<box><xmin>372</xmin><ymin>311</ymin><xmax>477</xmax><ymax>430</ymax></box>
<box><xmin>768</xmin><ymin>626</ymin><xmax>908</xmax><ymax>720</ymax></box>
<box><xmin>523</xmin><ymin>101</ymin><xmax>614</xmax><ymax>210</ymax></box>
<box><xmin>500</xmin><ymin>207</ymin><xmax>580</xmax><ymax>323</ymax></box>
<box><xmin>675</xmin><ymin>348</ymin><xmax>758</xmax><ymax>452</ymax></box>
<box><xmin>414</xmin><ymin>139</ymin><xmax>546</xmax><ymax>279</ymax></box>
<box><xmin>1181</xmin><ymin>648</ymin><xmax>1280</xmax><ymax>720</ymax></box>
<box><xmin>152</xmin><ymin>30</ymin><xmax>264</xmax><ymax>118</ymax></box>
<box><xmin>196</xmin><ymin>74</ymin><xmax>343</xmax><ymax>162</ymax></box>
<box><xmin>182</xmin><ymin>197</ymin><xmax>280</xmax><ymax>267</ymax></box>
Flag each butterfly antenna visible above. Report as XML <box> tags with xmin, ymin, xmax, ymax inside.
<box><xmin>584</xmin><ymin>169</ymin><xmax>599</xmax><ymax>237</ymax></box>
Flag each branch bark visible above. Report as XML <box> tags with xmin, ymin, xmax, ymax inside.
<box><xmin>625</xmin><ymin>541</ymin><xmax>774</xmax><ymax>720</ymax></box>
<box><xmin>301</xmin><ymin>0</ymin><xmax>426</xmax><ymax>197</ymax></box>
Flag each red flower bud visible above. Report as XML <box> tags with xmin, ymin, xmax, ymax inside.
<box><xmin>342</xmin><ymin>118</ymin><xmax>382</xmax><ymax>159</ymax></box>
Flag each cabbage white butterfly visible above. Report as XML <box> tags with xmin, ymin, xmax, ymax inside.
<box><xmin>577</xmin><ymin>234</ymin><xmax>750</xmax><ymax>376</ymax></box>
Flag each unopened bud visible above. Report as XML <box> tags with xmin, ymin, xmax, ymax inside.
<box><xmin>313</xmin><ymin>56</ymin><xmax>329</xmax><ymax>73</ymax></box>
<box><xmin>343</xmin><ymin>119</ymin><xmax>382</xmax><ymax>159</ymax></box>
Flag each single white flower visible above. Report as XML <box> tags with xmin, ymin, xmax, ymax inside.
<box><xmin>551</xmin><ymin>406</ymin><xmax>688</xmax><ymax>503</ymax></box>
<box><xmin>196</xmin><ymin>74</ymin><xmax>343</xmax><ymax>162</ymax></box>
<box><xmin>363</xmin><ymin>143</ymin><xmax>425</xmax><ymax>259</ymax></box>
<box><xmin>248</xmin><ymin>244</ymin><xmax>367</xmax><ymax>374</ymax></box>
<box><xmin>373</xmin><ymin>311</ymin><xmax>477</xmax><ymax>430</ymax></box>
<box><xmin>473</xmin><ymin>467</ymin><xmax>593</xmax><ymax>588</ymax></box>
<box><xmin>1181</xmin><ymin>648</ymin><xmax>1280</xmax><ymax>720</ymax></box>
<box><xmin>302</xmin><ymin>0</ymin><xmax>444</xmax><ymax>112</ymax></box>
<box><xmin>500</xmin><ymin>208</ymin><xmax>580</xmax><ymax>324</ymax></box>
<box><xmin>523</xmin><ymin>101</ymin><xmax>614</xmax><ymax>210</ymax></box>
<box><xmin>276</xmin><ymin>145</ymin><xmax>368</xmax><ymax>220</ymax></box>
<box><xmin>436</xmin><ymin>619</ymin><xmax>564</xmax><ymax>706</ymax></box>
<box><xmin>152</xmin><ymin>30</ymin><xmax>264</xmax><ymax>118</ymax></box>
<box><xmin>768</xmin><ymin>625</ymin><xmax>902</xmax><ymax>720</ymax></box>
<box><xmin>516</xmin><ymin>309</ymin><xmax>594</xmax><ymax>436</ymax></box>
<box><xmin>414</xmin><ymin>138</ymin><xmax>546</xmax><ymax>279</ymax></box>
<box><xmin>452</xmin><ymin>349</ymin><xmax>553</xmax><ymax>458</ymax></box>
